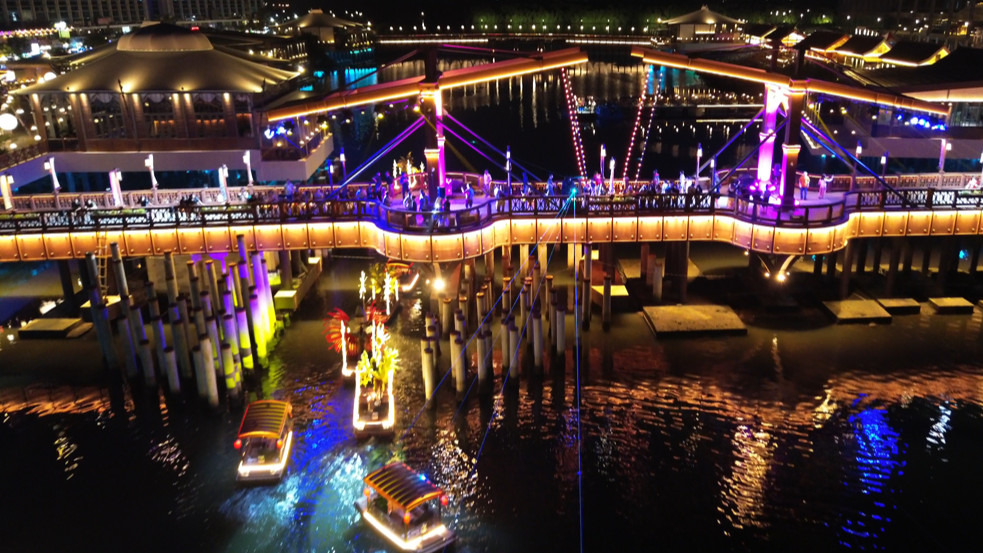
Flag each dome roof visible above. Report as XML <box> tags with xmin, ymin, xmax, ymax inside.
<box><xmin>116</xmin><ymin>22</ymin><xmax>213</xmax><ymax>52</ymax></box>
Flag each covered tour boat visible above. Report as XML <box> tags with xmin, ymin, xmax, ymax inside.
<box><xmin>234</xmin><ymin>400</ymin><xmax>294</xmax><ymax>482</ymax></box>
<box><xmin>354</xmin><ymin>462</ymin><xmax>456</xmax><ymax>553</ymax></box>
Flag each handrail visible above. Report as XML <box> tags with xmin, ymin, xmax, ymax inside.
<box><xmin>5</xmin><ymin>186</ymin><xmax>983</xmax><ymax>237</ymax></box>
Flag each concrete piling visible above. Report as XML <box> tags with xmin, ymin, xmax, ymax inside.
<box><xmin>450</xmin><ymin>331</ymin><xmax>464</xmax><ymax>396</ymax></box>
<box><xmin>500</xmin><ymin>317</ymin><xmax>510</xmax><ymax>372</ymax></box>
<box><xmin>556</xmin><ymin>307</ymin><xmax>566</xmax><ymax>353</ymax></box>
<box><xmin>508</xmin><ymin>322</ymin><xmax>520</xmax><ymax>380</ymax></box>
<box><xmin>194</xmin><ymin>335</ymin><xmax>219</xmax><ymax>407</ymax></box>
<box><xmin>440</xmin><ymin>296</ymin><xmax>452</xmax><ymax>338</ymax></box>
<box><xmin>421</xmin><ymin>340</ymin><xmax>435</xmax><ymax>401</ymax></box>
<box><xmin>221</xmin><ymin>342</ymin><xmax>241</xmax><ymax>400</ymax></box>
<box><xmin>162</xmin><ymin>346</ymin><xmax>180</xmax><ymax>394</ymax></box>
<box><xmin>602</xmin><ymin>273</ymin><xmax>612</xmax><ymax>331</ymax></box>
<box><xmin>138</xmin><ymin>339</ymin><xmax>156</xmax><ymax>387</ymax></box>
<box><xmin>235</xmin><ymin>307</ymin><xmax>254</xmax><ymax>370</ymax></box>
<box><xmin>476</xmin><ymin>330</ymin><xmax>489</xmax><ymax>388</ymax></box>
<box><xmin>532</xmin><ymin>309</ymin><xmax>543</xmax><ymax>370</ymax></box>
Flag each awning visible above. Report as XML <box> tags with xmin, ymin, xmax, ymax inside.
<box><xmin>365</xmin><ymin>463</ymin><xmax>445</xmax><ymax>511</ymax></box>
<box><xmin>237</xmin><ymin>400</ymin><xmax>292</xmax><ymax>440</ymax></box>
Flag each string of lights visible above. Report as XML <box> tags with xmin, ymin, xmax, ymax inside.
<box><xmin>622</xmin><ymin>87</ymin><xmax>647</xmax><ymax>180</ymax></box>
<box><xmin>561</xmin><ymin>68</ymin><xmax>587</xmax><ymax>178</ymax></box>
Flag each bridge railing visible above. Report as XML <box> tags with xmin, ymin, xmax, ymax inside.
<box><xmin>3</xmin><ymin>187</ymin><xmax>983</xmax><ymax>236</ymax></box>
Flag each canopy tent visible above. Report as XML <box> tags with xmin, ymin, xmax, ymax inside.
<box><xmin>237</xmin><ymin>400</ymin><xmax>292</xmax><ymax>440</ymax></box>
<box><xmin>364</xmin><ymin>463</ymin><xmax>445</xmax><ymax>511</ymax></box>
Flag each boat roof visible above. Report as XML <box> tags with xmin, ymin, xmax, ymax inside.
<box><xmin>237</xmin><ymin>400</ymin><xmax>291</xmax><ymax>440</ymax></box>
<box><xmin>364</xmin><ymin>463</ymin><xmax>445</xmax><ymax>511</ymax></box>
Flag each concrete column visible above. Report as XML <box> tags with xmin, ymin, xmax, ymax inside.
<box><xmin>116</xmin><ymin>316</ymin><xmax>139</xmax><ymax>380</ymax></box>
<box><xmin>886</xmin><ymin>238</ymin><xmax>902</xmax><ymax>297</ymax></box>
<box><xmin>532</xmin><ymin>309</ymin><xmax>543</xmax><ymax>371</ymax></box>
<box><xmin>500</xmin><ymin>317</ymin><xmax>510</xmax><ymax>372</ymax></box>
<box><xmin>813</xmin><ymin>254</ymin><xmax>824</xmax><ymax>276</ymax></box>
<box><xmin>652</xmin><ymin>259</ymin><xmax>664</xmax><ymax>302</ymax></box>
<box><xmin>235</xmin><ymin>307</ymin><xmax>254</xmax><ymax>370</ymax></box>
<box><xmin>450</xmin><ymin>332</ymin><xmax>465</xmax><ymax>396</ymax></box>
<box><xmin>485</xmin><ymin>249</ymin><xmax>496</xmax><ymax>280</ymax></box>
<box><xmin>221</xmin><ymin>342</ymin><xmax>241</xmax><ymax>400</ymax></box>
<box><xmin>640</xmin><ymin>244</ymin><xmax>650</xmax><ymax>282</ymax></box>
<box><xmin>556</xmin><ymin>307</ymin><xmax>566</xmax><ymax>354</ymax></box>
<box><xmin>426</xmin><ymin>321</ymin><xmax>441</xmax><ymax>357</ymax></box>
<box><xmin>544</xmin><ymin>275</ymin><xmax>554</xmax><ymax>322</ymax></box>
<box><xmin>248</xmin><ymin>291</ymin><xmax>267</xmax><ymax>364</ymax></box>
<box><xmin>508</xmin><ymin>322</ymin><xmax>520</xmax><ymax>380</ymax></box>
<box><xmin>193</xmin><ymin>336</ymin><xmax>219</xmax><ymax>407</ymax></box>
<box><xmin>839</xmin><ymin>240</ymin><xmax>856</xmax><ymax>299</ymax></box>
<box><xmin>602</xmin><ymin>274</ymin><xmax>612</xmax><ymax>330</ymax></box>
<box><xmin>259</xmin><ymin>256</ymin><xmax>277</xmax><ymax>337</ymax></box>
<box><xmin>421</xmin><ymin>341</ymin><xmax>435</xmax><ymax>400</ymax></box>
<box><xmin>57</xmin><ymin>260</ymin><xmax>78</xmax><ymax>312</ymax></box>
<box><xmin>856</xmin><ymin>239</ymin><xmax>868</xmax><ymax>274</ymax></box>
<box><xmin>826</xmin><ymin>249</ymin><xmax>837</xmax><ymax>279</ymax></box>
<box><xmin>519</xmin><ymin>244</ymin><xmax>530</xmax><ymax>277</ymax></box>
<box><xmin>902</xmin><ymin>238</ymin><xmax>914</xmax><ymax>275</ymax></box>
<box><xmin>279</xmin><ymin>250</ymin><xmax>293</xmax><ymax>290</ymax></box>
<box><xmin>164</xmin><ymin>251</ymin><xmax>179</xmax><ymax>305</ymax></box>
<box><xmin>921</xmin><ymin>238</ymin><xmax>933</xmax><ymax>276</ymax></box>
<box><xmin>476</xmin><ymin>330</ymin><xmax>489</xmax><ymax>389</ymax></box>
<box><xmin>138</xmin><ymin>339</ymin><xmax>156</xmax><ymax>388</ymax></box>
<box><xmin>871</xmin><ymin>239</ymin><xmax>884</xmax><ymax>275</ymax></box>
<box><xmin>163</xmin><ymin>346</ymin><xmax>180</xmax><ymax>394</ymax></box>
<box><xmin>440</xmin><ymin>296</ymin><xmax>452</xmax><ymax>338</ymax></box>
<box><xmin>580</xmin><ymin>278</ymin><xmax>591</xmax><ymax>330</ymax></box>
<box><xmin>567</xmin><ymin>243</ymin><xmax>576</xmax><ymax>270</ymax></box>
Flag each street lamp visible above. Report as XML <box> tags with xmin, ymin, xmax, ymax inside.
<box><xmin>506</xmin><ymin>145</ymin><xmax>511</xmax><ymax>193</ymax></box>
<box><xmin>340</xmin><ymin>148</ymin><xmax>347</xmax><ymax>179</ymax></box>
<box><xmin>880</xmin><ymin>151</ymin><xmax>888</xmax><ymax>178</ymax></box>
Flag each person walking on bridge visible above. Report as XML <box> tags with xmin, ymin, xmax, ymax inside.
<box><xmin>798</xmin><ymin>171</ymin><xmax>810</xmax><ymax>201</ymax></box>
<box><xmin>464</xmin><ymin>182</ymin><xmax>474</xmax><ymax>209</ymax></box>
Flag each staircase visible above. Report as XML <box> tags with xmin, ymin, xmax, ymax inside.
<box><xmin>96</xmin><ymin>231</ymin><xmax>109</xmax><ymax>298</ymax></box>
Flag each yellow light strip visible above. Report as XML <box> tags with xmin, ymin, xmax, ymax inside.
<box><xmin>237</xmin><ymin>430</ymin><xmax>293</xmax><ymax>478</ymax></box>
<box><xmin>630</xmin><ymin>46</ymin><xmax>951</xmax><ymax>116</ymax></box>
<box><xmin>362</xmin><ymin>508</ymin><xmax>449</xmax><ymax>551</ymax></box>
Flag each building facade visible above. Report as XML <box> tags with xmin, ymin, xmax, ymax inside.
<box><xmin>0</xmin><ymin>0</ymin><xmax>262</xmax><ymax>27</ymax></box>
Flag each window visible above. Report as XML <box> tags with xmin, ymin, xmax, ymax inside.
<box><xmin>143</xmin><ymin>93</ymin><xmax>177</xmax><ymax>138</ymax></box>
<box><xmin>192</xmin><ymin>93</ymin><xmax>226</xmax><ymax>137</ymax></box>
<box><xmin>89</xmin><ymin>93</ymin><xmax>125</xmax><ymax>139</ymax></box>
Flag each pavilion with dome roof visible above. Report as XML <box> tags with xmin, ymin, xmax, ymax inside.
<box><xmin>8</xmin><ymin>22</ymin><xmax>330</xmax><ymax>185</ymax></box>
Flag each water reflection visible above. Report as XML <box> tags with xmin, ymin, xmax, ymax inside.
<box><xmin>3</xmin><ymin>257</ymin><xmax>983</xmax><ymax>551</ymax></box>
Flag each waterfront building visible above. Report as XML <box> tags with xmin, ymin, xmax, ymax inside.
<box><xmin>0</xmin><ymin>0</ymin><xmax>262</xmax><ymax>27</ymax></box>
<box><xmin>4</xmin><ymin>21</ymin><xmax>332</xmax><ymax>187</ymax></box>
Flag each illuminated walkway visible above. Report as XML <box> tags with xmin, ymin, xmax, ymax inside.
<box><xmin>2</xmin><ymin>171</ymin><xmax>983</xmax><ymax>263</ymax></box>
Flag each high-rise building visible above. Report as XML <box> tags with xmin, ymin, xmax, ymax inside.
<box><xmin>0</xmin><ymin>0</ymin><xmax>263</xmax><ymax>27</ymax></box>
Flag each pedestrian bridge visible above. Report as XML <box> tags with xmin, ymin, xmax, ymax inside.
<box><xmin>1</xmin><ymin>173</ymin><xmax>982</xmax><ymax>263</ymax></box>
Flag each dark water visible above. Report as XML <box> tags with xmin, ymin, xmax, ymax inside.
<box><xmin>3</xmin><ymin>252</ymin><xmax>983</xmax><ymax>552</ymax></box>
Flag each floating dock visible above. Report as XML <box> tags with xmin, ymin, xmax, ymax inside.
<box><xmin>642</xmin><ymin>304</ymin><xmax>747</xmax><ymax>336</ymax></box>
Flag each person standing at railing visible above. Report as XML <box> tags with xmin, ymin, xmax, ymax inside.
<box><xmin>464</xmin><ymin>182</ymin><xmax>474</xmax><ymax>209</ymax></box>
<box><xmin>819</xmin><ymin>174</ymin><xmax>831</xmax><ymax>199</ymax></box>
<box><xmin>798</xmin><ymin>171</ymin><xmax>810</xmax><ymax>201</ymax></box>
<box><xmin>482</xmin><ymin>170</ymin><xmax>492</xmax><ymax>196</ymax></box>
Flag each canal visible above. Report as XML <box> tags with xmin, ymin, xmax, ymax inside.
<box><xmin>2</xmin><ymin>249</ymin><xmax>983</xmax><ymax>552</ymax></box>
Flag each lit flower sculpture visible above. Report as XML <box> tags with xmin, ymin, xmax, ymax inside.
<box><xmin>353</xmin><ymin>320</ymin><xmax>398</xmax><ymax>438</ymax></box>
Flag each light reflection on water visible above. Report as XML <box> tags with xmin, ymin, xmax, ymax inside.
<box><xmin>2</xmin><ymin>257</ymin><xmax>983</xmax><ymax>551</ymax></box>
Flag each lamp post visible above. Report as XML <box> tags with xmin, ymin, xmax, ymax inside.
<box><xmin>938</xmin><ymin>138</ymin><xmax>951</xmax><ymax>186</ymax></box>
<box><xmin>608</xmin><ymin>157</ymin><xmax>616</xmax><ymax>194</ymax></box>
<box><xmin>144</xmin><ymin>154</ymin><xmax>158</xmax><ymax>204</ymax></box>
<box><xmin>851</xmin><ymin>141</ymin><xmax>862</xmax><ymax>191</ymax></box>
<box><xmin>242</xmin><ymin>150</ymin><xmax>254</xmax><ymax>189</ymax></box>
<box><xmin>880</xmin><ymin>151</ymin><xmax>888</xmax><ymax>178</ymax></box>
<box><xmin>218</xmin><ymin>164</ymin><xmax>229</xmax><ymax>203</ymax></box>
<box><xmin>710</xmin><ymin>157</ymin><xmax>717</xmax><ymax>191</ymax></box>
<box><xmin>340</xmin><ymin>148</ymin><xmax>347</xmax><ymax>180</ymax></box>
<box><xmin>43</xmin><ymin>157</ymin><xmax>60</xmax><ymax>208</ymax></box>
<box><xmin>109</xmin><ymin>168</ymin><xmax>123</xmax><ymax>207</ymax></box>
<box><xmin>506</xmin><ymin>145</ymin><xmax>511</xmax><ymax>193</ymax></box>
<box><xmin>600</xmin><ymin>144</ymin><xmax>606</xmax><ymax>179</ymax></box>
<box><xmin>0</xmin><ymin>173</ymin><xmax>13</xmax><ymax>211</ymax></box>
<box><xmin>979</xmin><ymin>150</ymin><xmax>983</xmax><ymax>182</ymax></box>
<box><xmin>696</xmin><ymin>143</ymin><xmax>702</xmax><ymax>181</ymax></box>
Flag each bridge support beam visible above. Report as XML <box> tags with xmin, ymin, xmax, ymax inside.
<box><xmin>779</xmin><ymin>88</ymin><xmax>804</xmax><ymax>210</ymax></box>
<box><xmin>839</xmin><ymin>241</ymin><xmax>856</xmax><ymax>299</ymax></box>
<box><xmin>855</xmin><ymin>239</ymin><xmax>868</xmax><ymax>274</ymax></box>
<box><xmin>886</xmin><ymin>238</ymin><xmax>902</xmax><ymax>297</ymax></box>
<box><xmin>902</xmin><ymin>238</ymin><xmax>914</xmax><ymax>275</ymax></box>
<box><xmin>970</xmin><ymin>237</ymin><xmax>981</xmax><ymax>275</ymax></box>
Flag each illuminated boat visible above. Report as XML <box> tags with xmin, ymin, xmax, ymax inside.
<box><xmin>354</xmin><ymin>462</ymin><xmax>456</xmax><ymax>553</ymax></box>
<box><xmin>234</xmin><ymin>400</ymin><xmax>294</xmax><ymax>482</ymax></box>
